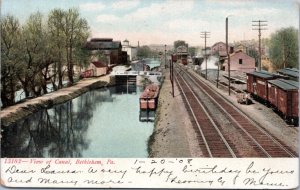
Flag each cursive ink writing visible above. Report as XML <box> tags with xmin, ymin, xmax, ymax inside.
<box><xmin>41</xmin><ymin>164</ymin><xmax>83</xmax><ymax>174</ymax></box>
<box><xmin>5</xmin><ymin>165</ymin><xmax>36</xmax><ymax>174</ymax></box>
<box><xmin>131</xmin><ymin>166</ymin><xmax>173</xmax><ymax>181</ymax></box>
<box><xmin>7</xmin><ymin>177</ymin><xmax>32</xmax><ymax>184</ymax></box>
<box><xmin>87</xmin><ymin>167</ymin><xmax>127</xmax><ymax>179</ymax></box>
<box><xmin>245</xmin><ymin>162</ymin><xmax>259</xmax><ymax>174</ymax></box>
<box><xmin>165</xmin><ymin>176</ymin><xmax>214</xmax><ymax>185</ymax></box>
<box><xmin>83</xmin><ymin>179</ymin><xmax>124</xmax><ymax>185</ymax></box>
<box><xmin>182</xmin><ymin>164</ymin><xmax>241</xmax><ymax>175</ymax></box>
<box><xmin>100</xmin><ymin>168</ymin><xmax>127</xmax><ymax>179</ymax></box>
<box><xmin>37</xmin><ymin>178</ymin><xmax>78</xmax><ymax>186</ymax></box>
<box><xmin>243</xmin><ymin>177</ymin><xmax>287</xmax><ymax>187</ymax></box>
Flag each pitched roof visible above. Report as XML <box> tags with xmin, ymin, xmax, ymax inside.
<box><xmin>246</xmin><ymin>71</ymin><xmax>276</xmax><ymax>79</ymax></box>
<box><xmin>91</xmin><ymin>38</ymin><xmax>113</xmax><ymax>42</ymax></box>
<box><xmin>277</xmin><ymin>68</ymin><xmax>299</xmax><ymax>78</ymax></box>
<box><xmin>211</xmin><ymin>41</ymin><xmax>226</xmax><ymax>47</ymax></box>
<box><xmin>268</xmin><ymin>79</ymin><xmax>298</xmax><ymax>90</ymax></box>
<box><xmin>281</xmin><ymin>79</ymin><xmax>299</xmax><ymax>88</ymax></box>
<box><xmin>92</xmin><ymin>61</ymin><xmax>107</xmax><ymax>68</ymax></box>
<box><xmin>85</xmin><ymin>41</ymin><xmax>121</xmax><ymax>50</ymax></box>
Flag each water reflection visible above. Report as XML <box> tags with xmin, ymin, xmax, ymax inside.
<box><xmin>1</xmin><ymin>85</ymin><xmax>153</xmax><ymax>158</ymax></box>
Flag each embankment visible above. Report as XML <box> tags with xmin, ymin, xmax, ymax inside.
<box><xmin>1</xmin><ymin>76</ymin><xmax>113</xmax><ymax>127</ymax></box>
<box><xmin>148</xmin><ymin>69</ymin><xmax>202</xmax><ymax>157</ymax></box>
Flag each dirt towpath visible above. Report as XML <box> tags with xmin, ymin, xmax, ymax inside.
<box><xmin>1</xmin><ymin>76</ymin><xmax>111</xmax><ymax>127</ymax></box>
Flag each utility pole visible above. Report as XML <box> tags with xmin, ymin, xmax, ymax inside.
<box><xmin>169</xmin><ymin>59</ymin><xmax>174</xmax><ymax>97</ymax></box>
<box><xmin>170</xmin><ymin>55</ymin><xmax>175</xmax><ymax>97</ymax></box>
<box><xmin>164</xmin><ymin>44</ymin><xmax>167</xmax><ymax>69</ymax></box>
<box><xmin>226</xmin><ymin>16</ymin><xmax>231</xmax><ymax>96</ymax></box>
<box><xmin>201</xmin><ymin>31</ymin><xmax>210</xmax><ymax>80</ymax></box>
<box><xmin>217</xmin><ymin>54</ymin><xmax>220</xmax><ymax>88</ymax></box>
<box><xmin>252</xmin><ymin>20</ymin><xmax>268</xmax><ymax>71</ymax></box>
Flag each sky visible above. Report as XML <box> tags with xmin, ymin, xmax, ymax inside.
<box><xmin>2</xmin><ymin>0</ymin><xmax>299</xmax><ymax>46</ymax></box>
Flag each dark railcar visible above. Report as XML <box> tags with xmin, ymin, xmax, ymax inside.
<box><xmin>268</xmin><ymin>79</ymin><xmax>298</xmax><ymax>125</ymax></box>
<box><xmin>181</xmin><ymin>58</ymin><xmax>188</xmax><ymax>65</ymax></box>
<box><xmin>277</xmin><ymin>68</ymin><xmax>299</xmax><ymax>81</ymax></box>
<box><xmin>267</xmin><ymin>81</ymin><xmax>277</xmax><ymax>108</ymax></box>
<box><xmin>246</xmin><ymin>71</ymin><xmax>282</xmax><ymax>102</ymax></box>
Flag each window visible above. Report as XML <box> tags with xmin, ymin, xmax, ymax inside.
<box><xmin>239</xmin><ymin>59</ymin><xmax>243</xmax><ymax>64</ymax></box>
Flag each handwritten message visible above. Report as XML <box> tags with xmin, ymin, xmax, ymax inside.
<box><xmin>1</xmin><ymin>158</ymin><xmax>298</xmax><ymax>189</ymax></box>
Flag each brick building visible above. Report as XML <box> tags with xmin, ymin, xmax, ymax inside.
<box><xmin>224</xmin><ymin>50</ymin><xmax>255</xmax><ymax>73</ymax></box>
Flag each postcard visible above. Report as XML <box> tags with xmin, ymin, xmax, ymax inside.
<box><xmin>1</xmin><ymin>0</ymin><xmax>299</xmax><ymax>189</ymax></box>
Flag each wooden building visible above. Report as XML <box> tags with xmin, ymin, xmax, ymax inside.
<box><xmin>87</xmin><ymin>61</ymin><xmax>108</xmax><ymax>76</ymax></box>
<box><xmin>85</xmin><ymin>38</ymin><xmax>124</xmax><ymax>65</ymax></box>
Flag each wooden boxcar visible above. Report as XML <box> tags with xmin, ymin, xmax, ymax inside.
<box><xmin>277</xmin><ymin>68</ymin><xmax>299</xmax><ymax>81</ymax></box>
<box><xmin>267</xmin><ymin>79</ymin><xmax>298</xmax><ymax>125</ymax></box>
<box><xmin>246</xmin><ymin>71</ymin><xmax>282</xmax><ymax>102</ymax></box>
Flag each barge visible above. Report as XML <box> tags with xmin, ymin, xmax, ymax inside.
<box><xmin>139</xmin><ymin>84</ymin><xmax>159</xmax><ymax>110</ymax></box>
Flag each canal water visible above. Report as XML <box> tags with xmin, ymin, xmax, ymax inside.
<box><xmin>1</xmin><ymin>85</ymin><xmax>154</xmax><ymax>158</ymax></box>
<box><xmin>145</xmin><ymin>59</ymin><xmax>161</xmax><ymax>70</ymax></box>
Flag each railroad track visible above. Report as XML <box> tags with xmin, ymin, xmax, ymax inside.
<box><xmin>175</xmin><ymin>68</ymin><xmax>236</xmax><ymax>157</ymax></box>
<box><xmin>174</xmin><ymin>64</ymin><xmax>297</xmax><ymax>158</ymax></box>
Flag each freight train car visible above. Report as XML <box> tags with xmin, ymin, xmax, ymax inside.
<box><xmin>181</xmin><ymin>58</ymin><xmax>188</xmax><ymax>65</ymax></box>
<box><xmin>246</xmin><ymin>71</ymin><xmax>283</xmax><ymax>103</ymax></box>
<box><xmin>267</xmin><ymin>79</ymin><xmax>298</xmax><ymax>125</ymax></box>
<box><xmin>277</xmin><ymin>68</ymin><xmax>299</xmax><ymax>81</ymax></box>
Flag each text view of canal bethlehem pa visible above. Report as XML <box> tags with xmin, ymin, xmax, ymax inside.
<box><xmin>1</xmin><ymin>86</ymin><xmax>154</xmax><ymax>158</ymax></box>
<box><xmin>1</xmin><ymin>0</ymin><xmax>298</xmax><ymax>159</ymax></box>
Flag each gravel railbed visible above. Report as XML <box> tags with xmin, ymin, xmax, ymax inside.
<box><xmin>181</xmin><ymin>72</ymin><xmax>265</xmax><ymax>157</ymax></box>
<box><xmin>148</xmin><ymin>68</ymin><xmax>203</xmax><ymax>157</ymax></box>
<box><xmin>150</xmin><ymin>64</ymin><xmax>298</xmax><ymax>157</ymax></box>
<box><xmin>190</xmin><ymin>66</ymin><xmax>298</xmax><ymax>154</ymax></box>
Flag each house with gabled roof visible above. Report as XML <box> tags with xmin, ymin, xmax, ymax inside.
<box><xmin>224</xmin><ymin>50</ymin><xmax>255</xmax><ymax>73</ymax></box>
<box><xmin>211</xmin><ymin>41</ymin><xmax>233</xmax><ymax>57</ymax></box>
<box><xmin>84</xmin><ymin>61</ymin><xmax>108</xmax><ymax>77</ymax></box>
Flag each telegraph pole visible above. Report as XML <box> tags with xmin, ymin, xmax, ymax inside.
<box><xmin>164</xmin><ymin>44</ymin><xmax>167</xmax><ymax>69</ymax></box>
<box><xmin>252</xmin><ymin>20</ymin><xmax>268</xmax><ymax>71</ymax></box>
<box><xmin>201</xmin><ymin>31</ymin><xmax>210</xmax><ymax>80</ymax></box>
<box><xmin>226</xmin><ymin>16</ymin><xmax>231</xmax><ymax>96</ymax></box>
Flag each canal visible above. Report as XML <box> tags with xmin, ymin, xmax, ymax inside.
<box><xmin>1</xmin><ymin>85</ymin><xmax>154</xmax><ymax>158</ymax></box>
